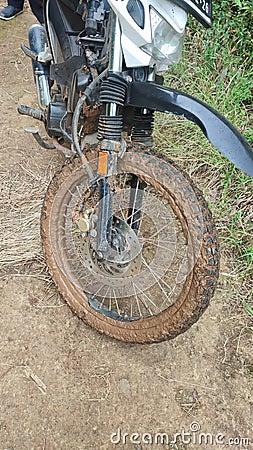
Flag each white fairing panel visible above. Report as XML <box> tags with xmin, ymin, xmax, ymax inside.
<box><xmin>107</xmin><ymin>0</ymin><xmax>188</xmax><ymax>70</ymax></box>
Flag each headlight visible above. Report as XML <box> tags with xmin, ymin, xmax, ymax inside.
<box><xmin>141</xmin><ymin>7</ymin><xmax>185</xmax><ymax>65</ymax></box>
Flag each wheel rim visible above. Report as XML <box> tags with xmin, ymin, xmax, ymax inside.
<box><xmin>48</xmin><ymin>156</ymin><xmax>203</xmax><ymax>322</ymax></box>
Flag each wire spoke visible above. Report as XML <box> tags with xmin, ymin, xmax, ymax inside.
<box><xmin>142</xmin><ymin>257</ymin><xmax>173</xmax><ymax>307</ymax></box>
<box><xmin>141</xmin><ymin>240</ymin><xmax>175</xmax><ymax>251</ymax></box>
<box><xmin>129</xmin><ymin>178</ymin><xmax>140</xmax><ymax>228</ymax></box>
<box><xmin>126</xmin><ymin>205</ymin><xmax>142</xmax><ymax>223</ymax></box>
<box><xmin>132</xmin><ymin>282</ymin><xmax>155</xmax><ymax>315</ymax></box>
<box><xmin>99</xmin><ymin>286</ymin><xmax>111</xmax><ymax>309</ymax></box>
<box><xmin>113</xmin><ymin>288</ymin><xmax>121</xmax><ymax>316</ymax></box>
<box><xmin>118</xmin><ymin>205</ymin><xmax>127</xmax><ymax>221</ymax></box>
<box><xmin>132</xmin><ymin>282</ymin><xmax>143</xmax><ymax>317</ymax></box>
<box><xmin>146</xmin><ymin>224</ymin><xmax>168</xmax><ymax>241</ymax></box>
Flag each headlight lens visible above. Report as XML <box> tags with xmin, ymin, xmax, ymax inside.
<box><xmin>141</xmin><ymin>7</ymin><xmax>185</xmax><ymax>65</ymax></box>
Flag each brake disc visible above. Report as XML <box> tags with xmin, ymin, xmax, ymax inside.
<box><xmin>78</xmin><ymin>216</ymin><xmax>142</xmax><ymax>278</ymax></box>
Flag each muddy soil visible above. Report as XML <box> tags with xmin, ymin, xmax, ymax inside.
<box><xmin>0</xmin><ymin>6</ymin><xmax>252</xmax><ymax>450</ymax></box>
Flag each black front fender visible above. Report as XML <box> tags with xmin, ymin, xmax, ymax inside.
<box><xmin>126</xmin><ymin>82</ymin><xmax>253</xmax><ymax>177</ymax></box>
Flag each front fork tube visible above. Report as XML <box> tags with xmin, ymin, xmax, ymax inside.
<box><xmin>96</xmin><ymin>177</ymin><xmax>112</xmax><ymax>258</ymax></box>
<box><xmin>96</xmin><ymin>12</ymin><xmax>122</xmax><ymax>259</ymax></box>
<box><xmin>95</xmin><ymin>13</ymin><xmax>145</xmax><ymax>258</ymax></box>
<box><xmin>96</xmin><ymin>174</ymin><xmax>146</xmax><ymax>258</ymax></box>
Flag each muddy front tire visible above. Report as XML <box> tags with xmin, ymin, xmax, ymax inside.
<box><xmin>41</xmin><ymin>146</ymin><xmax>219</xmax><ymax>343</ymax></box>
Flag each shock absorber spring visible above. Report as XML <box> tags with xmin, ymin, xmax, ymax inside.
<box><xmin>131</xmin><ymin>108</ymin><xmax>154</xmax><ymax>146</ymax></box>
<box><xmin>99</xmin><ymin>75</ymin><xmax>127</xmax><ymax>105</ymax></box>
<box><xmin>98</xmin><ymin>75</ymin><xmax>128</xmax><ymax>142</ymax></box>
<box><xmin>98</xmin><ymin>116</ymin><xmax>123</xmax><ymax>141</ymax></box>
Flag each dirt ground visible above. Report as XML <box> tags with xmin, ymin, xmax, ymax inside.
<box><xmin>0</xmin><ymin>5</ymin><xmax>252</xmax><ymax>450</ymax></box>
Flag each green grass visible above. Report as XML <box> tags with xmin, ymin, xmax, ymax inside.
<box><xmin>154</xmin><ymin>0</ymin><xmax>253</xmax><ymax>312</ymax></box>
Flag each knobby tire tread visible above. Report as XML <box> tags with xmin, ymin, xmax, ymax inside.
<box><xmin>41</xmin><ymin>146</ymin><xmax>220</xmax><ymax>343</ymax></box>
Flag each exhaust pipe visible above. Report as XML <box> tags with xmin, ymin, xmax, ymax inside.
<box><xmin>28</xmin><ymin>24</ymin><xmax>51</xmax><ymax>110</ymax></box>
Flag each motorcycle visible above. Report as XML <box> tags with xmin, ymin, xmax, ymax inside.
<box><xmin>18</xmin><ymin>0</ymin><xmax>253</xmax><ymax>343</ymax></box>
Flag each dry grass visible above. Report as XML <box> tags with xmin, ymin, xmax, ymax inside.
<box><xmin>0</xmin><ymin>159</ymin><xmax>53</xmax><ymax>274</ymax></box>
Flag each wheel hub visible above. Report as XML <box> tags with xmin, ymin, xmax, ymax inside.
<box><xmin>79</xmin><ymin>216</ymin><xmax>142</xmax><ymax>277</ymax></box>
